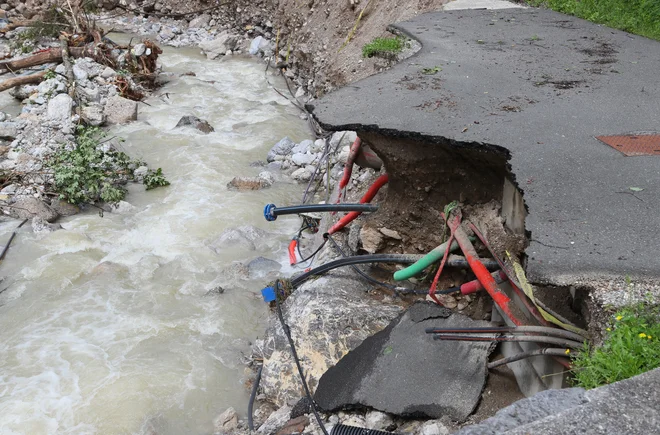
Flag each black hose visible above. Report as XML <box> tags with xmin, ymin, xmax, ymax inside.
<box><xmin>275</xmin><ymin>284</ymin><xmax>330</xmax><ymax>435</ymax></box>
<box><xmin>247</xmin><ymin>364</ymin><xmax>263</xmax><ymax>431</ymax></box>
<box><xmin>488</xmin><ymin>348</ymin><xmax>573</xmax><ymax>369</ymax></box>
<box><xmin>292</xmin><ymin>253</ymin><xmax>424</xmax><ymax>287</ymax></box>
<box><xmin>292</xmin><ymin>254</ymin><xmax>496</xmax><ymax>288</ymax></box>
<box><xmin>325</xmin><ymin>234</ymin><xmax>412</xmax><ymax>295</ymax></box>
<box><xmin>0</xmin><ymin>218</ymin><xmax>28</xmax><ymax>262</ymax></box>
<box><xmin>265</xmin><ymin>203</ymin><xmax>378</xmax><ymax>221</ymax></box>
<box><xmin>331</xmin><ymin>424</ymin><xmax>398</xmax><ymax>435</ymax></box>
<box><xmin>425</xmin><ymin>326</ymin><xmax>586</xmax><ymax>342</ymax></box>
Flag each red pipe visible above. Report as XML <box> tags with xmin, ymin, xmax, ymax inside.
<box><xmin>459</xmin><ymin>270</ymin><xmax>507</xmax><ymax>295</ymax></box>
<box><xmin>451</xmin><ymin>220</ymin><xmax>522</xmax><ymax>326</ymax></box>
<box><xmin>335</xmin><ymin>137</ymin><xmax>362</xmax><ymax>203</ymax></box>
<box><xmin>328</xmin><ymin>174</ymin><xmax>389</xmax><ymax>235</ymax></box>
<box><xmin>288</xmin><ymin>239</ymin><xmax>298</xmax><ymax>265</ymax></box>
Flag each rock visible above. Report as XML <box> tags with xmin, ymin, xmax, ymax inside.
<box><xmin>0</xmin><ymin>184</ymin><xmax>16</xmax><ymax>194</ymax></box>
<box><xmin>291</xmin><ymin>153</ymin><xmax>315</xmax><ymax>167</ymax></box>
<box><xmin>110</xmin><ymin>201</ymin><xmax>136</xmax><ymax>214</ymax></box>
<box><xmin>418</xmin><ymin>420</ymin><xmax>450</xmax><ymax>435</ymax></box>
<box><xmin>36</xmin><ymin>78</ymin><xmax>66</xmax><ymax>96</ymax></box>
<box><xmin>188</xmin><ymin>13</ymin><xmax>211</xmax><ymax>29</ymax></box>
<box><xmin>50</xmin><ymin>200</ymin><xmax>79</xmax><ymax>217</ymax></box>
<box><xmin>253</xmin><ymin>403</ymin><xmax>277</xmax><ymax>429</ymax></box>
<box><xmin>131</xmin><ymin>166</ymin><xmax>148</xmax><ymax>182</ymax></box>
<box><xmin>257</xmin><ymin>406</ymin><xmax>291</xmax><ymax>434</ymax></box>
<box><xmin>0</xmin><ymin>121</ymin><xmax>19</xmax><ymax>139</ymax></box>
<box><xmin>267</xmin><ymin>137</ymin><xmax>296</xmax><ymax>162</ymax></box>
<box><xmin>104</xmin><ymin>96</ymin><xmax>138</xmax><ymax>124</ymax></box>
<box><xmin>311</xmin><ymin>139</ymin><xmax>326</xmax><ymax>153</ymax></box>
<box><xmin>132</xmin><ymin>43</ymin><xmax>146</xmax><ymax>56</ymax></box>
<box><xmin>100</xmin><ymin>66</ymin><xmax>116</xmax><ymax>79</ymax></box>
<box><xmin>159</xmin><ymin>27</ymin><xmax>175</xmax><ymax>41</ymax></box>
<box><xmin>245</xmin><ymin>256</ymin><xmax>281</xmax><ymax>279</ymax></box>
<box><xmin>330</xmin><ymin>131</ymin><xmax>358</xmax><ymax>150</ymax></box>
<box><xmin>291</xmin><ymin>167</ymin><xmax>312</xmax><ymax>182</ymax></box>
<box><xmin>205</xmin><ymin>285</ymin><xmax>224</xmax><ymax>296</ymax></box>
<box><xmin>342</xmin><ymin>415</ymin><xmax>367</xmax><ymax>428</ymax></box>
<box><xmin>11</xmin><ymin>197</ymin><xmax>58</xmax><ymax>222</ymax></box>
<box><xmin>31</xmin><ymin>216</ymin><xmax>62</xmax><ymax>233</ymax></box>
<box><xmin>365</xmin><ymin>411</ymin><xmax>394</xmax><ymax>431</ymax></box>
<box><xmin>213</xmin><ymin>407</ymin><xmax>238</xmax><ymax>433</ymax></box>
<box><xmin>47</xmin><ymin>94</ymin><xmax>73</xmax><ymax>122</ymax></box>
<box><xmin>199</xmin><ymin>31</ymin><xmax>238</xmax><ymax>59</ymax></box>
<box><xmin>360</xmin><ymin>227</ymin><xmax>384</xmax><ymax>254</ymax></box>
<box><xmin>0</xmin><ymin>112</ymin><xmax>6</xmax><ymax>122</ymax></box>
<box><xmin>337</xmin><ymin>145</ymin><xmax>351</xmax><ymax>164</ymax></box>
<box><xmin>276</xmin><ymin>416</ymin><xmax>310</xmax><ymax>435</ymax></box>
<box><xmin>258</xmin><ymin>171</ymin><xmax>275</xmax><ymax>187</ymax></box>
<box><xmin>10</xmin><ymin>84</ymin><xmax>37</xmax><ymax>101</ymax></box>
<box><xmin>292</xmin><ymin>139</ymin><xmax>313</xmax><ymax>154</ymax></box>
<box><xmin>81</xmin><ymin>104</ymin><xmax>105</xmax><ymax>126</ymax></box>
<box><xmin>72</xmin><ymin>64</ymin><xmax>89</xmax><ymax>82</ymax></box>
<box><xmin>174</xmin><ymin>115</ymin><xmax>214</xmax><ymax>133</ymax></box>
<box><xmin>249</xmin><ymin>36</ymin><xmax>264</xmax><ymax>55</ymax></box>
<box><xmin>379</xmin><ymin>227</ymin><xmax>402</xmax><ymax>240</ymax></box>
<box><xmin>209</xmin><ymin>226</ymin><xmax>269</xmax><ymax>253</ymax></box>
<box><xmin>258</xmin><ymin>271</ymin><xmax>402</xmax><ymax>407</ymax></box>
<box><xmin>227</xmin><ymin>176</ymin><xmax>270</xmax><ymax>191</ymax></box>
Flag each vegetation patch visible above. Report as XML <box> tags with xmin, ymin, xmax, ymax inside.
<box><xmin>527</xmin><ymin>0</ymin><xmax>660</xmax><ymax>41</ymax></box>
<box><xmin>571</xmin><ymin>304</ymin><xmax>660</xmax><ymax>389</ymax></box>
<box><xmin>50</xmin><ymin>126</ymin><xmax>169</xmax><ymax>206</ymax></box>
<box><xmin>362</xmin><ymin>36</ymin><xmax>405</xmax><ymax>58</ymax></box>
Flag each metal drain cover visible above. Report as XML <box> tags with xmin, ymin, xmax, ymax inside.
<box><xmin>596</xmin><ymin>134</ymin><xmax>660</xmax><ymax>156</ymax></box>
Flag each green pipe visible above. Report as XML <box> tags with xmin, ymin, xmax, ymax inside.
<box><xmin>393</xmin><ymin>237</ymin><xmax>475</xmax><ymax>281</ymax></box>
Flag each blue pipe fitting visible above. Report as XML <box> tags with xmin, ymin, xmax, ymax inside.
<box><xmin>261</xmin><ymin>286</ymin><xmax>276</xmax><ymax>303</ymax></box>
<box><xmin>264</xmin><ymin>204</ymin><xmax>277</xmax><ymax>221</ymax></box>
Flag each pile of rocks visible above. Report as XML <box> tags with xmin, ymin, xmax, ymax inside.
<box><xmin>0</xmin><ymin>31</ymin><xmax>154</xmax><ymax>225</ymax></box>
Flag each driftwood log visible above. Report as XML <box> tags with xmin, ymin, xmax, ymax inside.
<box><xmin>0</xmin><ymin>70</ymin><xmax>48</xmax><ymax>92</ymax></box>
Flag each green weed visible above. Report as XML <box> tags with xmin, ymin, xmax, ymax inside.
<box><xmin>571</xmin><ymin>305</ymin><xmax>660</xmax><ymax>389</ymax></box>
<box><xmin>143</xmin><ymin>168</ymin><xmax>170</xmax><ymax>190</ymax></box>
<box><xmin>362</xmin><ymin>36</ymin><xmax>405</xmax><ymax>58</ymax></box>
<box><xmin>527</xmin><ymin>0</ymin><xmax>660</xmax><ymax>40</ymax></box>
<box><xmin>50</xmin><ymin>126</ymin><xmax>169</xmax><ymax>205</ymax></box>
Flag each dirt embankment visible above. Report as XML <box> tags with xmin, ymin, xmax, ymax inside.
<box><xmin>10</xmin><ymin>0</ymin><xmax>449</xmax><ymax>95</ymax></box>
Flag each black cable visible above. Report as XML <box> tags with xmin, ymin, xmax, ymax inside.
<box><xmin>297</xmin><ymin>239</ymin><xmax>327</xmax><ymax>265</ymax></box>
<box><xmin>247</xmin><ymin>364</ymin><xmax>263</xmax><ymax>431</ymax></box>
<box><xmin>325</xmin><ymin>234</ymin><xmax>408</xmax><ymax>295</ymax></box>
<box><xmin>272</xmin><ymin>203</ymin><xmax>378</xmax><ymax>218</ymax></box>
<box><xmin>292</xmin><ymin>253</ymin><xmax>424</xmax><ymax>287</ymax></box>
<box><xmin>275</xmin><ymin>282</ymin><xmax>330</xmax><ymax>435</ymax></box>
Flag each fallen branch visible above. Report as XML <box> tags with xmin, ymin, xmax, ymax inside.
<box><xmin>0</xmin><ymin>70</ymin><xmax>47</xmax><ymax>92</ymax></box>
<box><xmin>0</xmin><ymin>46</ymin><xmax>97</xmax><ymax>73</ymax></box>
<box><xmin>0</xmin><ymin>21</ymin><xmax>35</xmax><ymax>33</ymax></box>
<box><xmin>59</xmin><ymin>36</ymin><xmax>75</xmax><ymax>98</ymax></box>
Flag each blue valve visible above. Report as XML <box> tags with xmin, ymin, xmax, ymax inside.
<box><xmin>261</xmin><ymin>286</ymin><xmax>276</xmax><ymax>303</ymax></box>
<box><xmin>264</xmin><ymin>204</ymin><xmax>277</xmax><ymax>221</ymax></box>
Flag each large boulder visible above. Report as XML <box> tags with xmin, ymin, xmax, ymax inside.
<box><xmin>174</xmin><ymin>115</ymin><xmax>214</xmax><ymax>133</ymax></box>
<box><xmin>199</xmin><ymin>31</ymin><xmax>238</xmax><ymax>60</ymax></box>
<box><xmin>104</xmin><ymin>96</ymin><xmax>138</xmax><ymax>124</ymax></box>
<box><xmin>255</xmin><ymin>265</ymin><xmax>403</xmax><ymax>407</ymax></box>
<box><xmin>10</xmin><ymin>197</ymin><xmax>58</xmax><ymax>222</ymax></box>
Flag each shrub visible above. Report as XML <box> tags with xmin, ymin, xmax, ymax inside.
<box><xmin>572</xmin><ymin>304</ymin><xmax>660</xmax><ymax>389</ymax></box>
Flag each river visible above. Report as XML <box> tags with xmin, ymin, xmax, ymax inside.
<box><xmin>0</xmin><ymin>42</ymin><xmax>310</xmax><ymax>434</ymax></box>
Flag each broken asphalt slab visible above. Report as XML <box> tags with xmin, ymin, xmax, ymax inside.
<box><xmin>309</xmin><ymin>8</ymin><xmax>660</xmax><ymax>286</ymax></box>
<box><xmin>313</xmin><ymin>302</ymin><xmax>494</xmax><ymax>421</ymax></box>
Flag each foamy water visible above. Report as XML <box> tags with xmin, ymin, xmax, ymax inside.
<box><xmin>0</xmin><ymin>43</ymin><xmax>309</xmax><ymax>434</ymax></box>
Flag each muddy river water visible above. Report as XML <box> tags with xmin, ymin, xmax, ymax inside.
<box><xmin>0</xmin><ymin>43</ymin><xmax>310</xmax><ymax>434</ymax></box>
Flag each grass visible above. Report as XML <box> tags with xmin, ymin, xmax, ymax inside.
<box><xmin>571</xmin><ymin>304</ymin><xmax>660</xmax><ymax>389</ymax></box>
<box><xmin>527</xmin><ymin>0</ymin><xmax>660</xmax><ymax>40</ymax></box>
<box><xmin>362</xmin><ymin>36</ymin><xmax>405</xmax><ymax>58</ymax></box>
